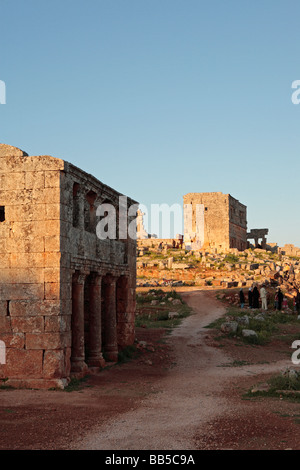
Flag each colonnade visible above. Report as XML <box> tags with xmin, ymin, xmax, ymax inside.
<box><xmin>71</xmin><ymin>270</ymin><xmax>128</xmax><ymax>374</ymax></box>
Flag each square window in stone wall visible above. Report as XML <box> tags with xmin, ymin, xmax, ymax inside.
<box><xmin>0</xmin><ymin>206</ymin><xmax>5</xmax><ymax>222</ymax></box>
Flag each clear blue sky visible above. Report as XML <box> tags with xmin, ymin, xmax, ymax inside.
<box><xmin>1</xmin><ymin>0</ymin><xmax>299</xmax><ymax>246</ymax></box>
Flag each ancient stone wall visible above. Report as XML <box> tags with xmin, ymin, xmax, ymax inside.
<box><xmin>63</xmin><ymin>163</ymin><xmax>137</xmax><ymax>371</ymax></box>
<box><xmin>247</xmin><ymin>228</ymin><xmax>269</xmax><ymax>249</ymax></box>
<box><xmin>0</xmin><ymin>145</ymin><xmax>66</xmax><ymax>389</ymax></box>
<box><xmin>183</xmin><ymin>192</ymin><xmax>228</xmax><ymax>250</ymax></box>
<box><xmin>0</xmin><ymin>144</ymin><xmax>137</xmax><ymax>389</ymax></box>
<box><xmin>183</xmin><ymin>192</ymin><xmax>247</xmax><ymax>251</ymax></box>
<box><xmin>136</xmin><ymin>209</ymin><xmax>149</xmax><ymax>239</ymax></box>
<box><xmin>228</xmin><ymin>195</ymin><xmax>247</xmax><ymax>251</ymax></box>
<box><xmin>137</xmin><ymin>237</ymin><xmax>183</xmax><ymax>251</ymax></box>
<box><xmin>279</xmin><ymin>244</ymin><xmax>300</xmax><ymax>257</ymax></box>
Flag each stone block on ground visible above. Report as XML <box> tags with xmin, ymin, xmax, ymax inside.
<box><xmin>242</xmin><ymin>329</ymin><xmax>258</xmax><ymax>338</ymax></box>
<box><xmin>221</xmin><ymin>322</ymin><xmax>238</xmax><ymax>334</ymax></box>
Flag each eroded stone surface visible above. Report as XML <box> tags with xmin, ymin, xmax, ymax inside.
<box><xmin>183</xmin><ymin>192</ymin><xmax>247</xmax><ymax>252</ymax></box>
<box><xmin>0</xmin><ymin>145</ymin><xmax>138</xmax><ymax>389</ymax></box>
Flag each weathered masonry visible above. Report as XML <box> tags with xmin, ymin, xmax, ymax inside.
<box><xmin>247</xmin><ymin>228</ymin><xmax>268</xmax><ymax>249</ymax></box>
<box><xmin>183</xmin><ymin>192</ymin><xmax>247</xmax><ymax>251</ymax></box>
<box><xmin>0</xmin><ymin>144</ymin><xmax>138</xmax><ymax>389</ymax></box>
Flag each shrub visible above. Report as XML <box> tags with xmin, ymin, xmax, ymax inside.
<box><xmin>118</xmin><ymin>344</ymin><xmax>137</xmax><ymax>363</ymax></box>
<box><xmin>242</xmin><ymin>330</ymin><xmax>270</xmax><ymax>345</ymax></box>
<box><xmin>224</xmin><ymin>254</ymin><xmax>239</xmax><ymax>263</ymax></box>
<box><xmin>268</xmin><ymin>373</ymin><xmax>300</xmax><ymax>392</ymax></box>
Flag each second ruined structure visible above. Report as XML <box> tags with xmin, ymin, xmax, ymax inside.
<box><xmin>0</xmin><ymin>144</ymin><xmax>138</xmax><ymax>389</ymax></box>
<box><xmin>183</xmin><ymin>192</ymin><xmax>248</xmax><ymax>251</ymax></box>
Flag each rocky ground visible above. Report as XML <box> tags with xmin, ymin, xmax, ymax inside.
<box><xmin>136</xmin><ymin>246</ymin><xmax>300</xmax><ymax>295</ymax></box>
<box><xmin>1</xmin><ymin>288</ymin><xmax>300</xmax><ymax>451</ymax></box>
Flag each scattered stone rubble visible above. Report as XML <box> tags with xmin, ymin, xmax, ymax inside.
<box><xmin>251</xmin><ymin>368</ymin><xmax>300</xmax><ymax>396</ymax></box>
<box><xmin>137</xmin><ymin>244</ymin><xmax>300</xmax><ymax>296</ymax></box>
<box><xmin>242</xmin><ymin>329</ymin><xmax>258</xmax><ymax>339</ymax></box>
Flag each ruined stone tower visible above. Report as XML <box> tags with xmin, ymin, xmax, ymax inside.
<box><xmin>183</xmin><ymin>192</ymin><xmax>247</xmax><ymax>251</ymax></box>
<box><xmin>0</xmin><ymin>144</ymin><xmax>138</xmax><ymax>389</ymax></box>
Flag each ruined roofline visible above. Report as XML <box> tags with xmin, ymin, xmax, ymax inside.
<box><xmin>184</xmin><ymin>191</ymin><xmax>225</xmax><ymax>197</ymax></box>
<box><xmin>66</xmin><ymin>161</ymin><xmax>139</xmax><ymax>207</ymax></box>
<box><xmin>228</xmin><ymin>194</ymin><xmax>247</xmax><ymax>209</ymax></box>
<box><xmin>0</xmin><ymin>143</ymin><xmax>28</xmax><ymax>157</ymax></box>
<box><xmin>183</xmin><ymin>191</ymin><xmax>247</xmax><ymax>208</ymax></box>
<box><xmin>0</xmin><ymin>143</ymin><xmax>138</xmax><ymax>207</ymax></box>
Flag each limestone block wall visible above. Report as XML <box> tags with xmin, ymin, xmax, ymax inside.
<box><xmin>137</xmin><ymin>238</ymin><xmax>183</xmax><ymax>250</ymax></box>
<box><xmin>280</xmin><ymin>244</ymin><xmax>300</xmax><ymax>257</ymax></box>
<box><xmin>183</xmin><ymin>192</ymin><xmax>247</xmax><ymax>251</ymax></box>
<box><xmin>0</xmin><ymin>144</ymin><xmax>69</xmax><ymax>389</ymax></box>
<box><xmin>61</xmin><ymin>163</ymin><xmax>137</xmax><ymax>351</ymax></box>
<box><xmin>184</xmin><ymin>192</ymin><xmax>230</xmax><ymax>250</ymax></box>
<box><xmin>229</xmin><ymin>223</ymin><xmax>247</xmax><ymax>251</ymax></box>
<box><xmin>228</xmin><ymin>195</ymin><xmax>247</xmax><ymax>251</ymax></box>
<box><xmin>0</xmin><ymin>144</ymin><xmax>138</xmax><ymax>389</ymax></box>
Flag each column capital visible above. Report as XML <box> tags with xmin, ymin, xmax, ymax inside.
<box><xmin>73</xmin><ymin>271</ymin><xmax>87</xmax><ymax>285</ymax></box>
<box><xmin>89</xmin><ymin>272</ymin><xmax>102</xmax><ymax>286</ymax></box>
<box><xmin>74</xmin><ymin>185</ymin><xmax>86</xmax><ymax>198</ymax></box>
<box><xmin>103</xmin><ymin>273</ymin><xmax>117</xmax><ymax>285</ymax></box>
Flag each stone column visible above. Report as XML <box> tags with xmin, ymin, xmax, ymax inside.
<box><xmin>116</xmin><ymin>275</ymin><xmax>130</xmax><ymax>348</ymax></box>
<box><xmin>88</xmin><ymin>273</ymin><xmax>105</xmax><ymax>368</ymax></box>
<box><xmin>73</xmin><ymin>185</ymin><xmax>85</xmax><ymax>229</ymax></box>
<box><xmin>103</xmin><ymin>275</ymin><xmax>118</xmax><ymax>362</ymax></box>
<box><xmin>71</xmin><ymin>272</ymin><xmax>88</xmax><ymax>374</ymax></box>
<box><xmin>77</xmin><ymin>189</ymin><xmax>85</xmax><ymax>230</ymax></box>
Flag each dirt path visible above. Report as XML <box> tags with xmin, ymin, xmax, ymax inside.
<box><xmin>72</xmin><ymin>289</ymin><xmax>289</xmax><ymax>450</ymax></box>
<box><xmin>1</xmin><ymin>289</ymin><xmax>298</xmax><ymax>450</ymax></box>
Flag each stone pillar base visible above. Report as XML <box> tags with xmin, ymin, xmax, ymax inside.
<box><xmin>88</xmin><ymin>355</ymin><xmax>105</xmax><ymax>368</ymax></box>
<box><xmin>70</xmin><ymin>368</ymin><xmax>89</xmax><ymax>380</ymax></box>
<box><xmin>4</xmin><ymin>378</ymin><xmax>70</xmax><ymax>390</ymax></box>
<box><xmin>70</xmin><ymin>358</ymin><xmax>88</xmax><ymax>374</ymax></box>
<box><xmin>105</xmin><ymin>350</ymin><xmax>118</xmax><ymax>362</ymax></box>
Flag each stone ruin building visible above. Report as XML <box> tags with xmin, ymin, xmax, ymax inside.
<box><xmin>0</xmin><ymin>144</ymin><xmax>138</xmax><ymax>389</ymax></box>
<box><xmin>279</xmin><ymin>244</ymin><xmax>300</xmax><ymax>258</ymax></box>
<box><xmin>247</xmin><ymin>228</ymin><xmax>269</xmax><ymax>249</ymax></box>
<box><xmin>137</xmin><ymin>191</ymin><xmax>270</xmax><ymax>254</ymax></box>
<box><xmin>183</xmin><ymin>192</ymin><xmax>248</xmax><ymax>251</ymax></box>
<box><xmin>136</xmin><ymin>209</ymin><xmax>149</xmax><ymax>239</ymax></box>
